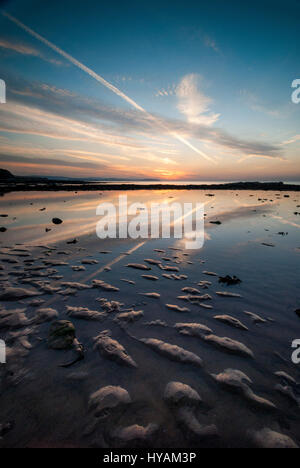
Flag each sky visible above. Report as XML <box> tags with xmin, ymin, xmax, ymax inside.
<box><xmin>0</xmin><ymin>0</ymin><xmax>299</xmax><ymax>181</ymax></box>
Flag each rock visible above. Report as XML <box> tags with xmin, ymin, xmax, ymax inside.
<box><xmin>144</xmin><ymin>259</ymin><xmax>162</xmax><ymax>266</ymax></box>
<box><xmin>182</xmin><ymin>287</ymin><xmax>201</xmax><ymax>295</ymax></box>
<box><xmin>0</xmin><ymin>421</ymin><xmax>14</xmax><ymax>438</ymax></box>
<box><xmin>175</xmin><ymin>322</ymin><xmax>212</xmax><ymax>337</ymax></box>
<box><xmin>115</xmin><ymin>310</ymin><xmax>143</xmax><ymax>323</ymax></box>
<box><xmin>165</xmin><ymin>304</ymin><xmax>190</xmax><ymax>313</ymax></box>
<box><xmin>214</xmin><ymin>315</ymin><xmax>248</xmax><ymax>331</ymax></box>
<box><xmin>96</xmin><ymin>298</ymin><xmax>124</xmax><ymax>313</ymax></box>
<box><xmin>203</xmin><ymin>271</ymin><xmax>218</xmax><ymax>276</ymax></box>
<box><xmin>25</xmin><ymin>298</ymin><xmax>45</xmax><ymax>307</ymax></box>
<box><xmin>248</xmin><ymin>427</ymin><xmax>298</xmax><ymax>448</ymax></box>
<box><xmin>92</xmin><ymin>280</ymin><xmax>119</xmax><ymax>292</ymax></box>
<box><xmin>71</xmin><ymin>265</ymin><xmax>86</xmax><ymax>271</ymax></box>
<box><xmin>0</xmin><ymin>227</ymin><xmax>7</xmax><ymax>232</ymax></box>
<box><xmin>159</xmin><ymin>264</ymin><xmax>179</xmax><ymax>272</ymax></box>
<box><xmin>215</xmin><ymin>291</ymin><xmax>242</xmax><ymax>298</ymax></box>
<box><xmin>67</xmin><ymin>239</ymin><xmax>78</xmax><ymax>244</ymax></box>
<box><xmin>244</xmin><ymin>310</ymin><xmax>266</xmax><ymax>324</ymax></box>
<box><xmin>139</xmin><ymin>338</ymin><xmax>203</xmax><ymax>367</ymax></box>
<box><xmin>295</xmin><ymin>309</ymin><xmax>300</xmax><ymax>318</ymax></box>
<box><xmin>88</xmin><ymin>385</ymin><xmax>131</xmax><ymax>420</ymax></box>
<box><xmin>0</xmin><ymin>308</ymin><xmax>28</xmax><ymax>329</ymax></box>
<box><xmin>81</xmin><ymin>259</ymin><xmax>98</xmax><ymax>265</ymax></box>
<box><xmin>120</xmin><ymin>279</ymin><xmax>135</xmax><ymax>285</ymax></box>
<box><xmin>164</xmin><ymin>381</ymin><xmax>202</xmax><ymax>406</ymax></box>
<box><xmin>144</xmin><ymin>320</ymin><xmax>168</xmax><ymax>327</ymax></box>
<box><xmin>47</xmin><ymin>320</ymin><xmax>76</xmax><ymax>349</ymax></box>
<box><xmin>141</xmin><ymin>275</ymin><xmax>159</xmax><ymax>281</ymax></box>
<box><xmin>218</xmin><ymin>275</ymin><xmax>241</xmax><ymax>285</ymax></box>
<box><xmin>52</xmin><ymin>217</ymin><xmax>63</xmax><ymax>225</ymax></box>
<box><xmin>110</xmin><ymin>423</ymin><xmax>159</xmax><ymax>447</ymax></box>
<box><xmin>204</xmin><ymin>334</ymin><xmax>254</xmax><ymax>358</ymax></box>
<box><xmin>93</xmin><ymin>330</ymin><xmax>137</xmax><ymax>368</ymax></box>
<box><xmin>34</xmin><ymin>307</ymin><xmax>58</xmax><ymax>324</ymax></box>
<box><xmin>175</xmin><ymin>406</ymin><xmax>218</xmax><ymax>441</ymax></box>
<box><xmin>274</xmin><ymin>371</ymin><xmax>296</xmax><ymax>385</ymax></box>
<box><xmin>140</xmin><ymin>292</ymin><xmax>160</xmax><ymax>299</ymax></box>
<box><xmin>212</xmin><ymin>369</ymin><xmax>275</xmax><ymax>410</ymax></box>
<box><xmin>66</xmin><ymin>306</ymin><xmax>107</xmax><ymax>321</ymax></box>
<box><xmin>126</xmin><ymin>263</ymin><xmax>151</xmax><ymax>271</ymax></box>
<box><xmin>0</xmin><ymin>287</ymin><xmax>40</xmax><ymax>301</ymax></box>
<box><xmin>275</xmin><ymin>383</ymin><xmax>300</xmax><ymax>406</ymax></box>
<box><xmin>61</xmin><ymin>282</ymin><xmax>91</xmax><ymax>290</ymax></box>
<box><xmin>209</xmin><ymin>220</ymin><xmax>222</xmax><ymax>225</ymax></box>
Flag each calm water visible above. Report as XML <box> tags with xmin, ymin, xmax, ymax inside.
<box><xmin>0</xmin><ymin>189</ymin><xmax>299</xmax><ymax>447</ymax></box>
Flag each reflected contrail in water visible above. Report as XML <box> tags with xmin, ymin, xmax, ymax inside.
<box><xmin>2</xmin><ymin>11</ymin><xmax>215</xmax><ymax>163</ymax></box>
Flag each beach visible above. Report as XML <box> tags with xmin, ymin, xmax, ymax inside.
<box><xmin>0</xmin><ymin>188</ymin><xmax>299</xmax><ymax>448</ymax></box>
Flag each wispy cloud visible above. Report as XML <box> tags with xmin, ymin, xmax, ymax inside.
<box><xmin>0</xmin><ymin>37</ymin><xmax>64</xmax><ymax>66</ymax></box>
<box><xmin>0</xmin><ymin>74</ymin><xmax>284</xmax><ymax>162</ymax></box>
<box><xmin>2</xmin><ymin>11</ymin><xmax>214</xmax><ymax>163</ymax></box>
<box><xmin>203</xmin><ymin>35</ymin><xmax>220</xmax><ymax>53</ymax></box>
<box><xmin>176</xmin><ymin>74</ymin><xmax>220</xmax><ymax>126</ymax></box>
<box><xmin>239</xmin><ymin>89</ymin><xmax>280</xmax><ymax>117</ymax></box>
<box><xmin>282</xmin><ymin>135</ymin><xmax>300</xmax><ymax>145</ymax></box>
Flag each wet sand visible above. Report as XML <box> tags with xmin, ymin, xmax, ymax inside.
<box><xmin>0</xmin><ymin>189</ymin><xmax>299</xmax><ymax>448</ymax></box>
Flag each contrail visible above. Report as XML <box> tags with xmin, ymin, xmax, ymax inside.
<box><xmin>2</xmin><ymin>11</ymin><xmax>215</xmax><ymax>163</ymax></box>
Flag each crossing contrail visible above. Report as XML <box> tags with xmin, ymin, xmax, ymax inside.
<box><xmin>2</xmin><ymin>11</ymin><xmax>215</xmax><ymax>163</ymax></box>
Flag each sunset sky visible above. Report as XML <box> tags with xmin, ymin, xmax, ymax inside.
<box><xmin>0</xmin><ymin>0</ymin><xmax>299</xmax><ymax>181</ymax></box>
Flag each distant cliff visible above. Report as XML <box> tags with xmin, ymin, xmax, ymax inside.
<box><xmin>0</xmin><ymin>169</ymin><xmax>14</xmax><ymax>179</ymax></box>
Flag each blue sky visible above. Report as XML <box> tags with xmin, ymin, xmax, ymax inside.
<box><xmin>0</xmin><ymin>0</ymin><xmax>299</xmax><ymax>180</ymax></box>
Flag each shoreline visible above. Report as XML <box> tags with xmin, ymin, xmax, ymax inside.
<box><xmin>0</xmin><ymin>181</ymin><xmax>299</xmax><ymax>193</ymax></box>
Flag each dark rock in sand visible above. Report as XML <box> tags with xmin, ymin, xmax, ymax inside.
<box><xmin>67</xmin><ymin>239</ymin><xmax>78</xmax><ymax>244</ymax></box>
<box><xmin>0</xmin><ymin>227</ymin><xmax>7</xmax><ymax>232</ymax></box>
<box><xmin>218</xmin><ymin>275</ymin><xmax>241</xmax><ymax>286</ymax></box>
<box><xmin>52</xmin><ymin>217</ymin><xmax>63</xmax><ymax>225</ymax></box>
<box><xmin>47</xmin><ymin>320</ymin><xmax>76</xmax><ymax>349</ymax></box>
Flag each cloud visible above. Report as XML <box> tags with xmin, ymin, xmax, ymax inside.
<box><xmin>203</xmin><ymin>35</ymin><xmax>220</xmax><ymax>53</ymax></box>
<box><xmin>282</xmin><ymin>135</ymin><xmax>300</xmax><ymax>145</ymax></box>
<box><xmin>239</xmin><ymin>90</ymin><xmax>280</xmax><ymax>117</ymax></box>
<box><xmin>0</xmin><ymin>37</ymin><xmax>64</xmax><ymax>66</ymax></box>
<box><xmin>0</xmin><ymin>73</ymin><xmax>284</xmax><ymax>161</ymax></box>
<box><xmin>176</xmin><ymin>74</ymin><xmax>220</xmax><ymax>126</ymax></box>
